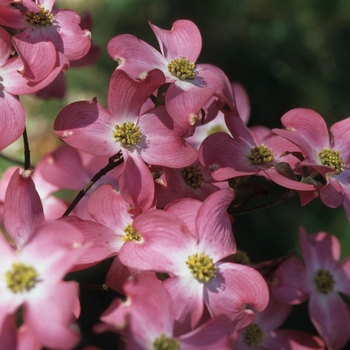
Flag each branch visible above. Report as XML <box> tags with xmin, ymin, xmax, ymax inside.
<box><xmin>62</xmin><ymin>151</ymin><xmax>124</xmax><ymax>216</ymax></box>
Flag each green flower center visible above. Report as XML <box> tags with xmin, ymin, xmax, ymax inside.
<box><xmin>122</xmin><ymin>223</ymin><xmax>142</xmax><ymax>242</ymax></box>
<box><xmin>25</xmin><ymin>5</ymin><xmax>54</xmax><ymax>27</ymax></box>
<box><xmin>112</xmin><ymin>122</ymin><xmax>142</xmax><ymax>147</ymax></box>
<box><xmin>5</xmin><ymin>262</ymin><xmax>38</xmax><ymax>293</ymax></box>
<box><xmin>153</xmin><ymin>334</ymin><xmax>180</xmax><ymax>350</ymax></box>
<box><xmin>168</xmin><ymin>57</ymin><xmax>197</xmax><ymax>80</ymax></box>
<box><xmin>248</xmin><ymin>144</ymin><xmax>274</xmax><ymax>165</ymax></box>
<box><xmin>243</xmin><ymin>324</ymin><xmax>265</xmax><ymax>346</ymax></box>
<box><xmin>318</xmin><ymin>148</ymin><xmax>345</xmax><ymax>174</ymax></box>
<box><xmin>207</xmin><ymin>124</ymin><xmax>227</xmax><ymax>135</ymax></box>
<box><xmin>314</xmin><ymin>269</ymin><xmax>335</xmax><ymax>294</ymax></box>
<box><xmin>186</xmin><ymin>252</ymin><xmax>216</xmax><ymax>282</ymax></box>
<box><xmin>181</xmin><ymin>166</ymin><xmax>204</xmax><ymax>189</ymax></box>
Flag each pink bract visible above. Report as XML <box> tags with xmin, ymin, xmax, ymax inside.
<box><xmin>100</xmin><ymin>275</ymin><xmax>235</xmax><ymax>349</ymax></box>
<box><xmin>118</xmin><ymin>189</ymin><xmax>269</xmax><ymax>333</ymax></box>
<box><xmin>271</xmin><ymin>227</ymin><xmax>350</xmax><ymax>350</ymax></box>
<box><xmin>273</xmin><ymin>108</ymin><xmax>350</xmax><ymax>220</ymax></box>
<box><xmin>0</xmin><ymin>0</ymin><xmax>91</xmax><ymax>82</ymax></box>
<box><xmin>199</xmin><ymin>112</ymin><xmax>317</xmax><ymax>192</ymax></box>
<box><xmin>107</xmin><ymin>19</ymin><xmax>237</xmax><ymax>129</ymax></box>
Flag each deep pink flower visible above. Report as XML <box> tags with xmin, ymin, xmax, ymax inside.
<box><xmin>200</xmin><ymin>111</ymin><xmax>317</xmax><ymax>192</ymax></box>
<box><xmin>55</xmin><ymin>69</ymin><xmax>197</xmax><ymax>213</ymax></box>
<box><xmin>273</xmin><ymin>108</ymin><xmax>350</xmax><ymax>220</ymax></box>
<box><xmin>234</xmin><ymin>288</ymin><xmax>324</xmax><ymax>350</ymax></box>
<box><xmin>0</xmin><ymin>25</ymin><xmax>67</xmax><ymax>151</ymax></box>
<box><xmin>107</xmin><ymin>20</ymin><xmax>237</xmax><ymax>129</ymax></box>
<box><xmin>271</xmin><ymin>227</ymin><xmax>350</xmax><ymax>350</ymax></box>
<box><xmin>154</xmin><ymin>159</ymin><xmax>220</xmax><ymax>209</ymax></box>
<box><xmin>0</xmin><ymin>0</ymin><xmax>91</xmax><ymax>82</ymax></box>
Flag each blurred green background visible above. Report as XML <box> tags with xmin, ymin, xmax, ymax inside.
<box><xmin>1</xmin><ymin>0</ymin><xmax>350</xmax><ymax>348</ymax></box>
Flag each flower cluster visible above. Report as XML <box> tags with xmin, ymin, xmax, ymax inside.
<box><xmin>0</xmin><ymin>3</ymin><xmax>349</xmax><ymax>349</ymax></box>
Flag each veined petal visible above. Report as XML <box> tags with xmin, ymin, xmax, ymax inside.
<box><xmin>199</xmin><ymin>132</ymin><xmax>257</xmax><ymax>180</ymax></box>
<box><xmin>20</xmin><ymin>220</ymin><xmax>86</xmax><ymax>281</ymax></box>
<box><xmin>164</xmin><ymin>274</ymin><xmax>204</xmax><ymax>333</ymax></box>
<box><xmin>196</xmin><ymin>64</ymin><xmax>238</xmax><ymax>115</ymax></box>
<box><xmin>54</xmin><ymin>100</ymin><xmax>120</xmax><ymax>157</ymax></box>
<box><xmin>51</xmin><ymin>9</ymin><xmax>91</xmax><ymax>61</ymax></box>
<box><xmin>4</xmin><ymin>169</ymin><xmax>44</xmax><ymax>249</ymax></box>
<box><xmin>107</xmin><ymin>34</ymin><xmax>168</xmax><ymax>77</ymax></box>
<box><xmin>38</xmin><ymin>145</ymin><xmax>90</xmax><ymax>191</ymax></box>
<box><xmin>178</xmin><ymin>315</ymin><xmax>234</xmax><ymax>350</ymax></box>
<box><xmin>0</xmin><ymin>26</ymin><xmax>11</xmax><ymax>66</ymax></box>
<box><xmin>150</xmin><ymin>20</ymin><xmax>202</xmax><ymax>62</ymax></box>
<box><xmin>119</xmin><ymin>209</ymin><xmax>196</xmax><ymax>274</ymax></box>
<box><xmin>25</xmin><ymin>281</ymin><xmax>80</xmax><ymax>349</ymax></box>
<box><xmin>87</xmin><ymin>184</ymin><xmax>133</xmax><ymax>231</ymax></box>
<box><xmin>196</xmin><ymin>189</ymin><xmax>236</xmax><ymax>261</ymax></box>
<box><xmin>13</xmin><ymin>31</ymin><xmax>57</xmax><ymax>82</ymax></box>
<box><xmin>138</xmin><ymin>106</ymin><xmax>198</xmax><ymax>168</ymax></box>
<box><xmin>119</xmin><ymin>150</ymin><xmax>155</xmax><ymax>214</ymax></box>
<box><xmin>205</xmin><ymin>263</ymin><xmax>269</xmax><ymax>330</ymax></box>
<box><xmin>108</xmin><ymin>69</ymin><xmax>165</xmax><ymax>120</ymax></box>
<box><xmin>165</xmin><ymin>82</ymin><xmax>216</xmax><ymax>129</ymax></box>
<box><xmin>272</xmin><ymin>108</ymin><xmax>329</xmax><ymax>159</ymax></box>
<box><xmin>319</xmin><ymin>178</ymin><xmax>344</xmax><ymax>208</ymax></box>
<box><xmin>3</xmin><ymin>52</ymin><xmax>69</xmax><ymax>96</ymax></box>
<box><xmin>103</xmin><ymin>276</ymin><xmax>174</xmax><ymax>346</ymax></box>
<box><xmin>0</xmin><ymin>91</ymin><xmax>25</xmax><ymax>151</ymax></box>
<box><xmin>60</xmin><ymin>216</ymin><xmax>121</xmax><ymax>270</ymax></box>
<box><xmin>0</xmin><ymin>3</ymin><xmax>27</xmax><ymax>29</ymax></box>
<box><xmin>330</xmin><ymin>116</ymin><xmax>350</xmax><ymax>164</ymax></box>
<box><xmin>165</xmin><ymin>197</ymin><xmax>202</xmax><ymax>236</ymax></box>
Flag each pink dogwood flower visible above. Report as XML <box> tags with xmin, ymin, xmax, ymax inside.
<box><xmin>118</xmin><ymin>189</ymin><xmax>269</xmax><ymax>333</ymax></box>
<box><xmin>199</xmin><ymin>111</ymin><xmax>317</xmax><ymax>192</ymax></box>
<box><xmin>273</xmin><ymin>108</ymin><xmax>350</xmax><ymax>220</ymax></box>
<box><xmin>233</xmin><ymin>288</ymin><xmax>324</xmax><ymax>350</ymax></box>
<box><xmin>99</xmin><ymin>275</ymin><xmax>236</xmax><ymax>349</ymax></box>
<box><xmin>107</xmin><ymin>19</ymin><xmax>237</xmax><ymax>129</ymax></box>
<box><xmin>154</xmin><ymin>159</ymin><xmax>220</xmax><ymax>209</ymax></box>
<box><xmin>186</xmin><ymin>82</ymin><xmax>251</xmax><ymax>149</ymax></box>
<box><xmin>0</xmin><ymin>0</ymin><xmax>91</xmax><ymax>82</ymax></box>
<box><xmin>271</xmin><ymin>227</ymin><xmax>350</xmax><ymax>350</ymax></box>
<box><xmin>55</xmin><ymin>68</ymin><xmax>197</xmax><ymax>213</ymax></box>
<box><xmin>0</xmin><ymin>25</ymin><xmax>68</xmax><ymax>151</ymax></box>
<box><xmin>0</xmin><ymin>168</ymin><xmax>91</xmax><ymax>348</ymax></box>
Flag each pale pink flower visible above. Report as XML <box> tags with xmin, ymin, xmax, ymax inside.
<box><xmin>99</xmin><ymin>275</ymin><xmax>235</xmax><ymax>349</ymax></box>
<box><xmin>107</xmin><ymin>19</ymin><xmax>237</xmax><ymax>129</ymax></box>
<box><xmin>118</xmin><ymin>189</ymin><xmax>269</xmax><ymax>333</ymax></box>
